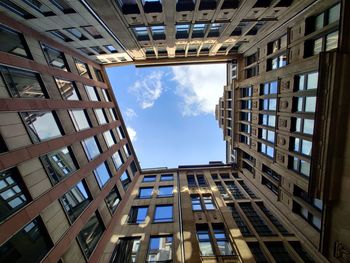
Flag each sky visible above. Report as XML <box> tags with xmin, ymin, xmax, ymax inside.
<box><xmin>106</xmin><ymin>63</ymin><xmax>227</xmax><ymax>169</ymax></box>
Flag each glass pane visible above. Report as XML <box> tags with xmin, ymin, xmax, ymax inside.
<box><xmin>266</xmin><ymin>146</ymin><xmax>274</xmax><ymax>158</ymax></box>
<box><xmin>328</xmin><ymin>4</ymin><xmax>340</xmax><ymax>24</ymax></box>
<box><xmin>143</xmin><ymin>175</ymin><xmax>156</xmax><ymax>182</ymax></box>
<box><xmin>297</xmin><ymin>97</ymin><xmax>303</xmax><ymax>112</ymax></box>
<box><xmin>295</xmin><ymin>118</ymin><xmax>302</xmax><ymax>132</ymax></box>
<box><xmin>217</xmin><ymin>241</ymin><xmax>234</xmax><ymax>255</ymax></box>
<box><xmin>112</xmin><ymin>151</ymin><xmax>124</xmax><ymax>169</ymax></box>
<box><xmin>160</xmin><ymin>174</ymin><xmax>173</xmax><ymax>181</ymax></box>
<box><xmin>69</xmin><ymin>110</ymin><xmax>90</xmax><ymax>131</ymax></box>
<box><xmin>326</xmin><ymin>31</ymin><xmax>339</xmax><ymax>51</ymax></box>
<box><xmin>77</xmin><ymin>213</ymin><xmax>104</xmax><ymax>258</ymax></box>
<box><xmin>158</xmin><ymin>186</ymin><xmax>173</xmax><ymax>197</ymax></box>
<box><xmin>105</xmin><ymin>187</ymin><xmax>120</xmax><ymax>214</ymax></box>
<box><xmin>305</xmin><ymin>97</ymin><xmax>316</xmax><ymax>112</ymax></box>
<box><xmin>298</xmin><ymin>75</ymin><xmax>305</xmax><ymax>90</ymax></box>
<box><xmin>0</xmin><ymin>218</ymin><xmax>52</xmax><ymax>263</ymax></box>
<box><xmin>303</xmin><ymin>119</ymin><xmax>314</xmax><ymax>134</ymax></box>
<box><xmin>42</xmin><ymin>44</ymin><xmax>69</xmax><ymax>71</ymax></box>
<box><xmin>307</xmin><ymin>72</ymin><xmax>318</xmax><ymax>90</ymax></box>
<box><xmin>270</xmin><ymin>81</ymin><xmax>278</xmax><ymax>94</ymax></box>
<box><xmin>0</xmin><ymin>25</ymin><xmax>29</xmax><ymax>57</ymax></box>
<box><xmin>147</xmin><ymin>236</ymin><xmax>173</xmax><ymax>262</ymax></box>
<box><xmin>314</xmin><ymin>13</ymin><xmax>324</xmax><ymax>30</ymax></box>
<box><xmin>94</xmin><ymin>162</ymin><xmax>111</xmax><ymax>188</ymax></box>
<box><xmin>279</xmin><ymin>54</ymin><xmax>287</xmax><ymax>67</ymax></box>
<box><xmin>95</xmin><ymin>109</ymin><xmax>107</xmax><ymax>124</ymax></box>
<box><xmin>55</xmin><ymin>78</ymin><xmax>79</xmax><ymax>100</ymax></box>
<box><xmin>269</xmin><ymin>99</ymin><xmax>276</xmax><ymax>111</ymax></box>
<box><xmin>293</xmin><ymin>138</ymin><xmax>300</xmax><ymax>152</ymax></box>
<box><xmin>85</xmin><ymin>85</ymin><xmax>99</xmax><ymax>101</ymax></box>
<box><xmin>21</xmin><ymin>111</ymin><xmax>62</xmax><ymax>143</ymax></box>
<box><xmin>103</xmin><ymin>131</ymin><xmax>116</xmax><ymax>148</ymax></box>
<box><xmin>199</xmin><ymin>242</ymin><xmax>214</xmax><ymax>256</ymax></box>
<box><xmin>154</xmin><ymin>205</ymin><xmax>173</xmax><ymax>222</ymax></box>
<box><xmin>102</xmin><ymin>89</ymin><xmax>110</xmax><ymax>101</ymax></box>
<box><xmin>313</xmin><ymin>38</ymin><xmax>323</xmax><ymax>55</ymax></box>
<box><xmin>268</xmin><ymin>115</ymin><xmax>275</xmax><ymax>127</ymax></box>
<box><xmin>82</xmin><ymin>137</ymin><xmax>101</xmax><ymax>160</ymax></box>
<box><xmin>136</xmin><ymin>207</ymin><xmax>148</xmax><ymax>223</ymax></box>
<box><xmin>300</xmin><ymin>160</ymin><xmax>310</xmax><ymax>177</ymax></box>
<box><xmin>120</xmin><ymin>171</ymin><xmax>131</xmax><ymax>190</ymax></box>
<box><xmin>1</xmin><ymin>66</ymin><xmax>46</xmax><ymax>98</ymax></box>
<box><xmin>302</xmin><ymin>140</ymin><xmax>312</xmax><ymax>156</ymax></box>
<box><xmin>41</xmin><ymin>147</ymin><xmax>77</xmax><ymax>184</ymax></box>
<box><xmin>272</xmin><ymin>57</ymin><xmax>278</xmax><ymax>69</ymax></box>
<box><xmin>139</xmin><ymin>187</ymin><xmax>152</xmax><ymax>198</ymax></box>
<box><xmin>74</xmin><ymin>59</ymin><xmax>91</xmax><ymax>78</ymax></box>
<box><xmin>61</xmin><ymin>181</ymin><xmax>90</xmax><ymax>222</ymax></box>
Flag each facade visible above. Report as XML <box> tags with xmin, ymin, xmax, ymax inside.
<box><xmin>0</xmin><ymin>0</ymin><xmax>349</xmax><ymax>263</ymax></box>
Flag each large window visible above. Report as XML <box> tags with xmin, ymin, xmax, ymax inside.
<box><xmin>41</xmin><ymin>44</ymin><xmax>69</xmax><ymax>71</ymax></box>
<box><xmin>213</xmin><ymin>224</ymin><xmax>234</xmax><ymax>255</ymax></box>
<box><xmin>158</xmin><ymin>186</ymin><xmax>173</xmax><ymax>197</ymax></box>
<box><xmin>74</xmin><ymin>59</ymin><xmax>91</xmax><ymax>78</ymax></box>
<box><xmin>143</xmin><ymin>175</ymin><xmax>156</xmax><ymax>182</ymax></box>
<box><xmin>110</xmin><ymin>237</ymin><xmax>141</xmax><ymax>263</ymax></box>
<box><xmin>292</xmin><ymin>117</ymin><xmax>314</xmax><ymax>135</ymax></box>
<box><xmin>0</xmin><ymin>217</ymin><xmax>53</xmax><ymax>263</ymax></box>
<box><xmin>120</xmin><ymin>170</ymin><xmax>131</xmax><ymax>190</ymax></box>
<box><xmin>82</xmin><ymin>136</ymin><xmax>101</xmax><ymax>160</ymax></box>
<box><xmin>60</xmin><ymin>180</ymin><xmax>91</xmax><ymax>222</ymax></box>
<box><xmin>128</xmin><ymin>206</ymin><xmax>148</xmax><ymax>224</ymax></box>
<box><xmin>261</xmin><ymin>98</ymin><xmax>277</xmax><ymax>111</ymax></box>
<box><xmin>139</xmin><ymin>187</ymin><xmax>153</xmax><ymax>199</ymax></box>
<box><xmin>160</xmin><ymin>174</ymin><xmax>173</xmax><ymax>181</ymax></box>
<box><xmin>154</xmin><ymin>205</ymin><xmax>173</xmax><ymax>223</ymax></box>
<box><xmin>258</xmin><ymin>143</ymin><xmax>274</xmax><ymax>159</ymax></box>
<box><xmin>69</xmin><ymin>109</ymin><xmax>91</xmax><ymax>131</ymax></box>
<box><xmin>94</xmin><ymin>162</ymin><xmax>112</xmax><ymax>188</ymax></box>
<box><xmin>203</xmin><ymin>195</ymin><xmax>216</xmax><ymax>210</ymax></box>
<box><xmin>77</xmin><ymin>212</ymin><xmax>105</xmax><ymax>258</ymax></box>
<box><xmin>290</xmin><ymin>157</ymin><xmax>311</xmax><ymax>177</ymax></box>
<box><xmin>40</xmin><ymin>146</ymin><xmax>78</xmax><ymax>184</ymax></box>
<box><xmin>196</xmin><ymin>226</ymin><xmax>214</xmax><ymax>256</ymax></box>
<box><xmin>55</xmin><ymin>78</ymin><xmax>80</xmax><ymax>100</ymax></box>
<box><xmin>0</xmin><ymin>25</ymin><xmax>30</xmax><ymax>58</ymax></box>
<box><xmin>0</xmin><ymin>66</ymin><xmax>47</xmax><ymax>98</ymax></box>
<box><xmin>291</xmin><ymin>137</ymin><xmax>312</xmax><ymax>156</ymax></box>
<box><xmin>0</xmin><ymin>167</ymin><xmax>31</xmax><ymax>222</ymax></box>
<box><xmin>191</xmin><ymin>195</ymin><xmax>202</xmax><ymax>211</ymax></box>
<box><xmin>259</xmin><ymin>128</ymin><xmax>275</xmax><ymax>143</ymax></box>
<box><xmin>85</xmin><ymin>85</ymin><xmax>100</xmax><ymax>101</ymax></box>
<box><xmin>105</xmin><ymin>186</ymin><xmax>121</xmax><ymax>214</ymax></box>
<box><xmin>261</xmin><ymin>81</ymin><xmax>278</xmax><ymax>95</ymax></box>
<box><xmin>146</xmin><ymin>236</ymin><xmax>173</xmax><ymax>262</ymax></box>
<box><xmin>21</xmin><ymin>111</ymin><xmax>62</xmax><ymax>143</ymax></box>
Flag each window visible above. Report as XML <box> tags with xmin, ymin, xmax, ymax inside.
<box><xmin>261</xmin><ymin>98</ymin><xmax>277</xmax><ymax>111</ymax></box>
<box><xmin>90</xmin><ymin>46</ymin><xmax>106</xmax><ymax>55</ymax></box>
<box><xmin>257</xmin><ymin>203</ymin><xmax>289</xmax><ymax>235</ymax></box>
<box><xmin>0</xmin><ymin>25</ymin><xmax>30</xmax><ymax>58</ymax></box>
<box><xmin>74</xmin><ymin>59</ymin><xmax>91</xmax><ymax>78</ymax></box>
<box><xmin>0</xmin><ymin>133</ymin><xmax>7</xmax><ymax>153</ymax></box>
<box><xmin>259</xmin><ymin>128</ymin><xmax>275</xmax><ymax>143</ymax></box>
<box><xmin>265</xmin><ymin>242</ymin><xmax>294</xmax><ymax>262</ymax></box>
<box><xmin>85</xmin><ymin>85</ymin><xmax>100</xmax><ymax>101</ymax></box>
<box><xmin>123</xmin><ymin>144</ymin><xmax>132</xmax><ymax>157</ymax></box>
<box><xmin>128</xmin><ymin>206</ymin><xmax>148</xmax><ymax>223</ymax></box>
<box><xmin>94</xmin><ymin>162</ymin><xmax>112</xmax><ymax>188</ymax></box>
<box><xmin>94</xmin><ymin>68</ymin><xmax>105</xmax><ymax>82</ymax></box>
<box><xmin>262</xmin><ymin>176</ymin><xmax>279</xmax><ymax>196</ymax></box>
<box><xmin>65</xmin><ymin>28</ymin><xmax>87</xmax><ymax>40</ymax></box>
<box><xmin>130</xmin><ymin>161</ymin><xmax>138</xmax><ymax>176</ymax></box>
<box><xmin>0</xmin><ymin>66</ymin><xmax>47</xmax><ymax>99</ymax></box>
<box><xmin>151</xmin><ymin>26</ymin><xmax>165</xmax><ymax>40</ymax></box>
<box><xmin>160</xmin><ymin>174</ymin><xmax>173</xmax><ymax>181</ymax></box>
<box><xmin>158</xmin><ymin>186</ymin><xmax>173</xmax><ymax>197</ymax></box>
<box><xmin>267</xmin><ymin>53</ymin><xmax>287</xmax><ymax>70</ymax></box>
<box><xmin>0</xmin><ymin>167</ymin><xmax>31</xmax><ymax>222</ymax></box>
<box><xmin>226</xmin><ymin>181</ymin><xmax>245</xmax><ymax>199</ymax></box>
<box><xmin>117</xmin><ymin>126</ymin><xmax>126</xmax><ymax>139</ymax></box>
<box><xmin>228</xmin><ymin>205</ymin><xmax>252</xmax><ymax>237</ymax></box>
<box><xmin>104</xmin><ymin>45</ymin><xmax>118</xmax><ymax>54</ymax></box>
<box><xmin>297</xmin><ymin>72</ymin><xmax>318</xmax><ymax>91</ymax></box>
<box><xmin>267</xmin><ymin>34</ymin><xmax>287</xmax><ymax>55</ymax></box>
<box><xmin>48</xmin><ymin>0</ymin><xmax>75</xmax><ymax>14</ymax></box>
<box><xmin>112</xmin><ymin>151</ymin><xmax>124</xmax><ymax>170</ymax></box>
<box><xmin>61</xmin><ymin>181</ymin><xmax>91</xmax><ymax>222</ymax></box>
<box><xmin>105</xmin><ymin>186</ymin><xmax>121</xmax><ymax>214</ymax></box>
<box><xmin>103</xmin><ymin>130</ymin><xmax>116</xmax><ymax>148</ymax></box>
<box><xmin>40</xmin><ymin>146</ymin><xmax>78</xmax><ymax>184</ymax></box>
<box><xmin>213</xmin><ymin>224</ymin><xmax>234</xmax><ymax>255</ymax></box>
<box><xmin>187</xmin><ymin>174</ymin><xmax>196</xmax><ymax>187</ymax></box>
<box><xmin>291</xmin><ymin>137</ymin><xmax>312</xmax><ymax>156</ymax></box>
<box><xmin>48</xmin><ymin>30</ymin><xmax>73</xmax><ymax>42</ymax></box>
<box><xmin>21</xmin><ymin>111</ymin><xmax>62</xmax><ymax>143</ymax></box>
<box><xmin>240</xmin><ymin>203</ymin><xmax>274</xmax><ymax>236</ymax></box>
<box><xmin>101</xmin><ymin>89</ymin><xmax>110</xmax><ymax>102</ymax></box>
<box><xmin>307</xmin><ymin>3</ymin><xmax>340</xmax><ymax>33</ymax></box>
<box><xmin>0</xmin><ymin>0</ymin><xmax>35</xmax><ymax>19</ymax></box>
<box><xmin>289</xmin><ymin>242</ymin><xmax>315</xmax><ymax>263</ymax></box>
<box><xmin>290</xmin><ymin>157</ymin><xmax>311</xmax><ymax>177</ymax></box>
<box><xmin>258</xmin><ymin>143</ymin><xmax>274</xmax><ymax>158</ymax></box>
<box><xmin>139</xmin><ymin>187</ymin><xmax>153</xmax><ymax>199</ymax></box>
<box><xmin>293</xmin><ymin>117</ymin><xmax>314</xmax><ymax>135</ymax></box>
<box><xmin>196</xmin><ymin>226</ymin><xmax>214</xmax><ymax>256</ymax></box>
<box><xmin>197</xmin><ymin>174</ymin><xmax>207</xmax><ymax>186</ymax></box>
<box><xmin>147</xmin><ymin>236</ymin><xmax>173</xmax><ymax>262</ymax></box>
<box><xmin>133</xmin><ymin>27</ymin><xmax>149</xmax><ymax>40</ymax></box>
<box><xmin>261</xmin><ymin>81</ymin><xmax>278</xmax><ymax>95</ymax></box>
<box><xmin>55</xmin><ymin>78</ymin><xmax>80</xmax><ymax>100</ymax></box>
<box><xmin>216</xmin><ymin>182</ymin><xmax>230</xmax><ymax>200</ymax></box>
<box><xmin>81</xmin><ymin>136</ymin><xmax>101</xmax><ymax>160</ymax></box>
<box><xmin>306</xmin><ymin>30</ymin><xmax>339</xmax><ymax>56</ymax></box>
<box><xmin>191</xmin><ymin>195</ymin><xmax>202</xmax><ymax>211</ymax></box>
<box><xmin>41</xmin><ymin>44</ymin><xmax>69</xmax><ymax>71</ymax></box>
<box><xmin>95</xmin><ymin>109</ymin><xmax>108</xmax><ymax>125</ymax></box>
<box><xmin>82</xmin><ymin>25</ymin><xmax>102</xmax><ymax>39</ymax></box>
<box><xmin>241</xmin><ymin>86</ymin><xmax>252</xmax><ymax>97</ymax></box>
<box><xmin>176</xmin><ymin>24</ymin><xmax>190</xmax><ymax>38</ymax></box>
<box><xmin>77</xmin><ymin>212</ymin><xmax>104</xmax><ymax>258</ymax></box>
<box><xmin>109</xmin><ymin>108</ymin><xmax>118</xmax><ymax>121</ymax></box>
<box><xmin>0</xmin><ymin>218</ymin><xmax>53</xmax><ymax>263</ymax></box>
<box><xmin>192</xmin><ymin>24</ymin><xmax>207</xmax><ymax>38</ymax></box>
<box><xmin>143</xmin><ymin>175</ymin><xmax>156</xmax><ymax>182</ymax></box>
<box><xmin>120</xmin><ymin>170</ymin><xmax>131</xmax><ymax>190</ymax></box>
<box><xmin>69</xmin><ymin>109</ymin><xmax>91</xmax><ymax>131</ymax></box>
<box><xmin>259</xmin><ymin>114</ymin><xmax>275</xmax><ymax>127</ymax></box>
<box><xmin>203</xmin><ymin>195</ymin><xmax>216</xmax><ymax>210</ymax></box>
<box><xmin>154</xmin><ymin>205</ymin><xmax>173</xmax><ymax>223</ymax></box>
<box><xmin>248</xmin><ymin>243</ymin><xmax>268</xmax><ymax>263</ymax></box>
<box><xmin>110</xmin><ymin>237</ymin><xmax>141</xmax><ymax>263</ymax></box>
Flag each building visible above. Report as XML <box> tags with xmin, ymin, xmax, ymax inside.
<box><xmin>0</xmin><ymin>0</ymin><xmax>349</xmax><ymax>263</ymax></box>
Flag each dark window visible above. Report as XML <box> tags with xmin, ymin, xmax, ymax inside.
<box><xmin>94</xmin><ymin>68</ymin><xmax>104</xmax><ymax>82</ymax></box>
<box><xmin>82</xmin><ymin>25</ymin><xmax>102</xmax><ymax>39</ymax></box>
<box><xmin>48</xmin><ymin>30</ymin><xmax>73</xmax><ymax>42</ymax></box>
<box><xmin>216</xmin><ymin>182</ymin><xmax>231</xmax><ymax>200</ymax></box>
<box><xmin>257</xmin><ymin>203</ymin><xmax>289</xmax><ymax>235</ymax></box>
<box><xmin>196</xmin><ymin>225</ymin><xmax>214</xmax><ymax>256</ymax></box>
<box><xmin>228</xmin><ymin>205</ymin><xmax>252</xmax><ymax>237</ymax></box>
<box><xmin>0</xmin><ymin>25</ymin><xmax>31</xmax><ymax>58</ymax></box>
<box><xmin>0</xmin><ymin>66</ymin><xmax>47</xmax><ymax>99</ymax></box>
<box><xmin>289</xmin><ymin>241</ymin><xmax>314</xmax><ymax>263</ymax></box>
<box><xmin>41</xmin><ymin>44</ymin><xmax>69</xmax><ymax>71</ymax></box>
<box><xmin>240</xmin><ymin>203</ymin><xmax>274</xmax><ymax>236</ymax></box>
<box><xmin>306</xmin><ymin>3</ymin><xmax>340</xmax><ymax>34</ymax></box>
<box><xmin>101</xmin><ymin>89</ymin><xmax>111</xmax><ymax>102</ymax></box>
<box><xmin>160</xmin><ymin>174</ymin><xmax>173</xmax><ymax>181</ymax></box>
<box><xmin>117</xmin><ymin>126</ymin><xmax>126</xmax><ymax>139</ymax></box>
<box><xmin>65</xmin><ymin>28</ymin><xmax>87</xmax><ymax>40</ymax></box>
<box><xmin>0</xmin><ymin>217</ymin><xmax>53</xmax><ymax>263</ymax></box>
<box><xmin>54</xmin><ymin>77</ymin><xmax>80</xmax><ymax>100</ymax></box>
<box><xmin>0</xmin><ymin>0</ymin><xmax>36</xmax><ymax>19</ymax></box>
<box><xmin>154</xmin><ymin>205</ymin><xmax>173</xmax><ymax>223</ymax></box>
<box><xmin>158</xmin><ymin>186</ymin><xmax>173</xmax><ymax>197</ymax></box>
<box><xmin>248</xmin><ymin>243</ymin><xmax>268</xmax><ymax>263</ymax></box>
<box><xmin>0</xmin><ymin>133</ymin><xmax>7</xmax><ymax>153</ymax></box>
<box><xmin>22</xmin><ymin>0</ymin><xmax>55</xmax><ymax>16</ymax></box>
<box><xmin>120</xmin><ymin>170</ymin><xmax>131</xmax><ymax>190</ymax></box>
<box><xmin>110</xmin><ymin>237</ymin><xmax>141</xmax><ymax>263</ymax></box>
<box><xmin>143</xmin><ymin>175</ymin><xmax>156</xmax><ymax>182</ymax></box>
<box><xmin>267</xmin><ymin>52</ymin><xmax>287</xmax><ymax>70</ymax></box>
<box><xmin>81</xmin><ymin>136</ymin><xmax>101</xmax><ymax>160</ymax></box>
<box><xmin>94</xmin><ymin>162</ymin><xmax>112</xmax><ymax>188</ymax></box>
<box><xmin>265</xmin><ymin>242</ymin><xmax>294</xmax><ymax>262</ymax></box>
<box><xmin>60</xmin><ymin>180</ymin><xmax>91</xmax><ymax>222</ymax></box>
<box><xmin>226</xmin><ymin>181</ymin><xmax>245</xmax><ymax>199</ymax></box>
<box><xmin>267</xmin><ymin>34</ymin><xmax>287</xmax><ymax>55</ymax></box>
<box><xmin>48</xmin><ymin>0</ymin><xmax>75</xmax><ymax>14</ymax></box>
<box><xmin>74</xmin><ymin>59</ymin><xmax>91</xmax><ymax>78</ymax></box>
<box><xmin>20</xmin><ymin>111</ymin><xmax>63</xmax><ymax>143</ymax></box>
<box><xmin>40</xmin><ymin>146</ymin><xmax>78</xmax><ymax>185</ymax></box>
<box><xmin>146</xmin><ymin>236</ymin><xmax>173</xmax><ymax>262</ymax></box>
<box><xmin>139</xmin><ymin>187</ymin><xmax>153</xmax><ymax>199</ymax></box>
<box><xmin>187</xmin><ymin>174</ymin><xmax>196</xmax><ymax>187</ymax></box>
<box><xmin>130</xmin><ymin>161</ymin><xmax>138</xmax><ymax>176</ymax></box>
<box><xmin>77</xmin><ymin>212</ymin><xmax>105</xmax><ymax>258</ymax></box>
<box><xmin>123</xmin><ymin>144</ymin><xmax>132</xmax><ymax>157</ymax></box>
<box><xmin>238</xmin><ymin>181</ymin><xmax>257</xmax><ymax>199</ymax></box>
<box><xmin>105</xmin><ymin>186</ymin><xmax>121</xmax><ymax>214</ymax></box>
<box><xmin>212</xmin><ymin>224</ymin><xmax>235</xmax><ymax>255</ymax></box>
<box><xmin>197</xmin><ymin>174</ymin><xmax>207</xmax><ymax>186</ymax></box>
<box><xmin>0</xmin><ymin>167</ymin><xmax>31</xmax><ymax>222</ymax></box>
<box><xmin>128</xmin><ymin>206</ymin><xmax>148</xmax><ymax>224</ymax></box>
<box><xmin>292</xmin><ymin>201</ymin><xmax>321</xmax><ymax>230</ymax></box>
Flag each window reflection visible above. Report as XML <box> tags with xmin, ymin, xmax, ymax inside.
<box><xmin>41</xmin><ymin>44</ymin><xmax>69</xmax><ymax>71</ymax></box>
<box><xmin>0</xmin><ymin>66</ymin><xmax>47</xmax><ymax>98</ymax></box>
<box><xmin>158</xmin><ymin>186</ymin><xmax>173</xmax><ymax>197</ymax></box>
<box><xmin>82</xmin><ymin>136</ymin><xmax>101</xmax><ymax>160</ymax></box>
<box><xmin>94</xmin><ymin>162</ymin><xmax>112</xmax><ymax>188</ymax></box>
<box><xmin>85</xmin><ymin>85</ymin><xmax>99</xmax><ymax>101</ymax></box>
<box><xmin>61</xmin><ymin>181</ymin><xmax>91</xmax><ymax>222</ymax></box>
<box><xmin>0</xmin><ymin>25</ymin><xmax>30</xmax><ymax>58</ymax></box>
<box><xmin>103</xmin><ymin>130</ymin><xmax>116</xmax><ymax>148</ymax></box>
<box><xmin>154</xmin><ymin>205</ymin><xmax>173</xmax><ymax>223</ymax></box>
<box><xmin>128</xmin><ymin>206</ymin><xmax>148</xmax><ymax>224</ymax></box>
<box><xmin>41</xmin><ymin>146</ymin><xmax>78</xmax><ymax>184</ymax></box>
<box><xmin>120</xmin><ymin>170</ymin><xmax>131</xmax><ymax>190</ymax></box>
<box><xmin>95</xmin><ymin>109</ymin><xmax>107</xmax><ymax>125</ymax></box>
<box><xmin>55</xmin><ymin>78</ymin><xmax>80</xmax><ymax>100</ymax></box>
<box><xmin>21</xmin><ymin>111</ymin><xmax>62</xmax><ymax>143</ymax></box>
<box><xmin>110</xmin><ymin>237</ymin><xmax>141</xmax><ymax>263</ymax></box>
<box><xmin>69</xmin><ymin>109</ymin><xmax>91</xmax><ymax>131</ymax></box>
<box><xmin>74</xmin><ymin>59</ymin><xmax>91</xmax><ymax>78</ymax></box>
<box><xmin>105</xmin><ymin>187</ymin><xmax>121</xmax><ymax>214</ymax></box>
<box><xmin>112</xmin><ymin>151</ymin><xmax>124</xmax><ymax>169</ymax></box>
<box><xmin>146</xmin><ymin>236</ymin><xmax>173</xmax><ymax>262</ymax></box>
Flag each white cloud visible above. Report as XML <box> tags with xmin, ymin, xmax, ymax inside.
<box><xmin>129</xmin><ymin>71</ymin><xmax>164</xmax><ymax>109</ymax></box>
<box><xmin>125</xmin><ymin>108</ymin><xmax>137</xmax><ymax>119</ymax></box>
<box><xmin>171</xmin><ymin>64</ymin><xmax>226</xmax><ymax>116</ymax></box>
<box><xmin>127</xmin><ymin>127</ymin><xmax>137</xmax><ymax>142</ymax></box>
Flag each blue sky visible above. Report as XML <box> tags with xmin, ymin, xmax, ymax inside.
<box><xmin>106</xmin><ymin>64</ymin><xmax>226</xmax><ymax>169</ymax></box>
